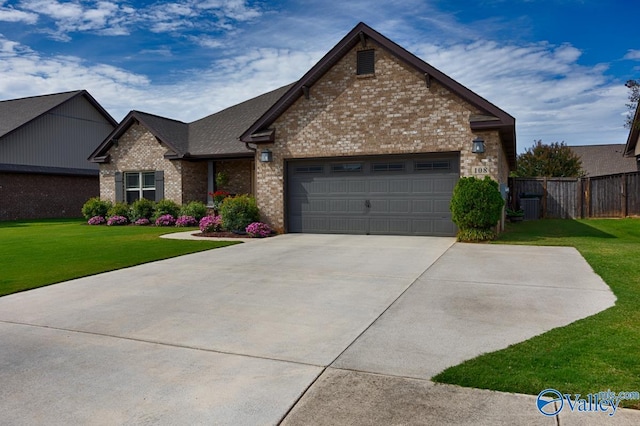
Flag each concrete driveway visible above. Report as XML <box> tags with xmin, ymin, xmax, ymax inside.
<box><xmin>0</xmin><ymin>234</ymin><xmax>625</xmax><ymax>424</ymax></box>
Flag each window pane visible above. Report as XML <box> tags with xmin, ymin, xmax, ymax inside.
<box><xmin>142</xmin><ymin>190</ymin><xmax>155</xmax><ymax>201</ymax></box>
<box><xmin>331</xmin><ymin>163</ymin><xmax>363</xmax><ymax>173</ymax></box>
<box><xmin>126</xmin><ymin>191</ymin><xmax>140</xmax><ymax>204</ymax></box>
<box><xmin>143</xmin><ymin>172</ymin><xmax>155</xmax><ymax>189</ymax></box>
<box><xmin>125</xmin><ymin>173</ymin><xmax>139</xmax><ymax>189</ymax></box>
<box><xmin>294</xmin><ymin>165</ymin><xmax>323</xmax><ymax>174</ymax></box>
<box><xmin>372</xmin><ymin>163</ymin><xmax>405</xmax><ymax>172</ymax></box>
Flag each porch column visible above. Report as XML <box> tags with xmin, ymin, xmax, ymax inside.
<box><xmin>207</xmin><ymin>160</ymin><xmax>215</xmax><ymax>207</ymax></box>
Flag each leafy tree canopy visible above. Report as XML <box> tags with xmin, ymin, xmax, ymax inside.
<box><xmin>626</xmin><ymin>79</ymin><xmax>639</xmax><ymax>129</ymax></box>
<box><xmin>512</xmin><ymin>140</ymin><xmax>583</xmax><ymax>177</ymax></box>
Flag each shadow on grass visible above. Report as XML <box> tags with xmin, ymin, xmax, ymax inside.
<box><xmin>498</xmin><ymin>219</ymin><xmax>616</xmax><ymax>243</ymax></box>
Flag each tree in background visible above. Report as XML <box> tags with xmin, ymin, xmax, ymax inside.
<box><xmin>626</xmin><ymin>79</ymin><xmax>639</xmax><ymax>129</ymax></box>
<box><xmin>512</xmin><ymin>140</ymin><xmax>583</xmax><ymax>177</ymax></box>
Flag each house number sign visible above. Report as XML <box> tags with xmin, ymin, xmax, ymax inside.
<box><xmin>472</xmin><ymin>166</ymin><xmax>489</xmax><ymax>175</ymax></box>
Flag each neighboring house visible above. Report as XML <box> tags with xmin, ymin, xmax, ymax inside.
<box><xmin>90</xmin><ymin>22</ymin><xmax>516</xmax><ymax>236</ymax></box>
<box><xmin>0</xmin><ymin>90</ymin><xmax>117</xmax><ymax>221</ymax></box>
<box><xmin>624</xmin><ymin>103</ymin><xmax>640</xmax><ymax>165</ymax></box>
<box><xmin>570</xmin><ymin>144</ymin><xmax>638</xmax><ymax>177</ymax></box>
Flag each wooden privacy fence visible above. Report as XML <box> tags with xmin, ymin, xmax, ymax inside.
<box><xmin>510</xmin><ymin>172</ymin><xmax>640</xmax><ymax>219</ymax></box>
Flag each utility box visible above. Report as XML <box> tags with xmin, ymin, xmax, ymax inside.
<box><xmin>521</xmin><ymin>198</ymin><xmax>540</xmax><ymax>220</ymax></box>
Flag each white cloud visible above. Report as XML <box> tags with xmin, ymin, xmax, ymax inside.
<box><xmin>0</xmin><ymin>3</ymin><xmax>38</xmax><ymax>23</ymax></box>
<box><xmin>624</xmin><ymin>49</ymin><xmax>640</xmax><ymax>60</ymax></box>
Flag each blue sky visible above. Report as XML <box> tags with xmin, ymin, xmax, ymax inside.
<box><xmin>1</xmin><ymin>0</ymin><xmax>638</xmax><ymax>151</ymax></box>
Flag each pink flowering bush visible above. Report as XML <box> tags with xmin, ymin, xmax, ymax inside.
<box><xmin>176</xmin><ymin>215</ymin><xmax>198</xmax><ymax>227</ymax></box>
<box><xmin>155</xmin><ymin>214</ymin><xmax>176</xmax><ymax>227</ymax></box>
<box><xmin>245</xmin><ymin>222</ymin><xmax>271</xmax><ymax>238</ymax></box>
<box><xmin>107</xmin><ymin>215</ymin><xmax>128</xmax><ymax>226</ymax></box>
<box><xmin>134</xmin><ymin>218</ymin><xmax>150</xmax><ymax>226</ymax></box>
<box><xmin>88</xmin><ymin>215</ymin><xmax>106</xmax><ymax>225</ymax></box>
<box><xmin>199</xmin><ymin>215</ymin><xmax>222</xmax><ymax>233</ymax></box>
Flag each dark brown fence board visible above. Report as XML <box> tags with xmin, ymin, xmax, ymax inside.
<box><xmin>510</xmin><ymin>172</ymin><xmax>640</xmax><ymax>219</ymax></box>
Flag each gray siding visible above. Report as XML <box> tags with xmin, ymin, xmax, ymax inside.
<box><xmin>0</xmin><ymin>96</ymin><xmax>114</xmax><ymax>171</ymax></box>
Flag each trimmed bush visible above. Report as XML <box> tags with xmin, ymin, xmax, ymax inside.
<box><xmin>155</xmin><ymin>214</ymin><xmax>176</xmax><ymax>227</ymax></box>
<box><xmin>246</xmin><ymin>222</ymin><xmax>271</xmax><ymax>238</ymax></box>
<box><xmin>179</xmin><ymin>201</ymin><xmax>208</xmax><ymax>220</ymax></box>
<box><xmin>107</xmin><ymin>215</ymin><xmax>128</xmax><ymax>226</ymax></box>
<box><xmin>175</xmin><ymin>215</ymin><xmax>198</xmax><ymax>227</ymax></box>
<box><xmin>153</xmin><ymin>199</ymin><xmax>180</xmax><ymax>221</ymax></box>
<box><xmin>81</xmin><ymin>197</ymin><xmax>112</xmax><ymax>220</ymax></box>
<box><xmin>107</xmin><ymin>202</ymin><xmax>130</xmax><ymax>219</ymax></box>
<box><xmin>87</xmin><ymin>216</ymin><xmax>106</xmax><ymax>225</ymax></box>
<box><xmin>219</xmin><ymin>195</ymin><xmax>260</xmax><ymax>231</ymax></box>
<box><xmin>450</xmin><ymin>176</ymin><xmax>504</xmax><ymax>242</ymax></box>
<box><xmin>199</xmin><ymin>215</ymin><xmax>222</xmax><ymax>233</ymax></box>
<box><xmin>130</xmin><ymin>198</ymin><xmax>155</xmax><ymax>221</ymax></box>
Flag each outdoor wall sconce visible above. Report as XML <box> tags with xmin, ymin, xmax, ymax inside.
<box><xmin>472</xmin><ymin>137</ymin><xmax>485</xmax><ymax>154</ymax></box>
<box><xmin>260</xmin><ymin>149</ymin><xmax>273</xmax><ymax>163</ymax></box>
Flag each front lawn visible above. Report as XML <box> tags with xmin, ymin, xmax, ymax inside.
<box><xmin>0</xmin><ymin>219</ymin><xmax>239</xmax><ymax>297</ymax></box>
<box><xmin>433</xmin><ymin>218</ymin><xmax>640</xmax><ymax>408</ymax></box>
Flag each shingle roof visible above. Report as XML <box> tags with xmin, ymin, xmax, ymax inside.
<box><xmin>570</xmin><ymin>144</ymin><xmax>638</xmax><ymax>177</ymax></box>
<box><xmin>188</xmin><ymin>84</ymin><xmax>293</xmax><ymax>157</ymax></box>
<box><xmin>0</xmin><ymin>90</ymin><xmax>116</xmax><ymax>139</ymax></box>
<box><xmin>90</xmin><ymin>84</ymin><xmax>293</xmax><ymax>162</ymax></box>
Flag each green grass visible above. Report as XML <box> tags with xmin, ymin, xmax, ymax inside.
<box><xmin>433</xmin><ymin>218</ymin><xmax>640</xmax><ymax>408</ymax></box>
<box><xmin>0</xmin><ymin>218</ymin><xmax>239</xmax><ymax>297</ymax></box>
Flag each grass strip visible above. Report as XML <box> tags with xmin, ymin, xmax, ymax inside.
<box><xmin>433</xmin><ymin>218</ymin><xmax>640</xmax><ymax>408</ymax></box>
<box><xmin>0</xmin><ymin>218</ymin><xmax>239</xmax><ymax>297</ymax></box>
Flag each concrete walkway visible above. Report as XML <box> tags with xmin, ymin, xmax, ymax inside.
<box><xmin>0</xmin><ymin>234</ymin><xmax>636</xmax><ymax>424</ymax></box>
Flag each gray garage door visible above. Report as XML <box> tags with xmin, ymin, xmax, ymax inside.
<box><xmin>287</xmin><ymin>154</ymin><xmax>459</xmax><ymax>236</ymax></box>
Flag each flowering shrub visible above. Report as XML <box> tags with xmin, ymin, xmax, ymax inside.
<box><xmin>88</xmin><ymin>215</ymin><xmax>106</xmax><ymax>225</ymax></box>
<box><xmin>246</xmin><ymin>222</ymin><xmax>271</xmax><ymax>238</ymax></box>
<box><xmin>199</xmin><ymin>215</ymin><xmax>222</xmax><ymax>233</ymax></box>
<box><xmin>134</xmin><ymin>218</ymin><xmax>150</xmax><ymax>226</ymax></box>
<box><xmin>155</xmin><ymin>214</ymin><xmax>176</xmax><ymax>227</ymax></box>
<box><xmin>175</xmin><ymin>215</ymin><xmax>198</xmax><ymax>227</ymax></box>
<box><xmin>210</xmin><ymin>190</ymin><xmax>230</xmax><ymax>202</ymax></box>
<box><xmin>107</xmin><ymin>215</ymin><xmax>128</xmax><ymax>226</ymax></box>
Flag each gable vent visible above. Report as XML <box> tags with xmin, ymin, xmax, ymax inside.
<box><xmin>357</xmin><ymin>49</ymin><xmax>375</xmax><ymax>75</ymax></box>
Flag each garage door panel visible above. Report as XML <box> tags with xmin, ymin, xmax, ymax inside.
<box><xmin>411</xmin><ymin>179</ymin><xmax>434</xmax><ymax>194</ymax></box>
<box><xmin>412</xmin><ymin>199</ymin><xmax>434</xmax><ymax>214</ymax></box>
<box><xmin>287</xmin><ymin>155</ymin><xmax>458</xmax><ymax>236</ymax></box>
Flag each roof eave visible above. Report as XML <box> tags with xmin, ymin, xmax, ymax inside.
<box><xmin>624</xmin><ymin>104</ymin><xmax>640</xmax><ymax>157</ymax></box>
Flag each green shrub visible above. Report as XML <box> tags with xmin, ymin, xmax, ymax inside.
<box><xmin>450</xmin><ymin>176</ymin><xmax>504</xmax><ymax>242</ymax></box>
<box><xmin>107</xmin><ymin>202</ymin><xmax>130</xmax><ymax>219</ymax></box>
<box><xmin>153</xmin><ymin>199</ymin><xmax>180</xmax><ymax>221</ymax></box>
<box><xmin>219</xmin><ymin>195</ymin><xmax>260</xmax><ymax>231</ymax></box>
<box><xmin>130</xmin><ymin>198</ymin><xmax>155</xmax><ymax>221</ymax></box>
<box><xmin>179</xmin><ymin>201</ymin><xmax>208</xmax><ymax>220</ymax></box>
<box><xmin>81</xmin><ymin>197</ymin><xmax>112</xmax><ymax>220</ymax></box>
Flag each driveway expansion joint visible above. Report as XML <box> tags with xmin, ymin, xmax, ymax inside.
<box><xmin>0</xmin><ymin>319</ymin><xmax>325</xmax><ymax>368</ymax></box>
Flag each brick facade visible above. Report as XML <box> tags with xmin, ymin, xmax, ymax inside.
<box><xmin>255</xmin><ymin>42</ymin><xmax>508</xmax><ymax>232</ymax></box>
<box><xmin>216</xmin><ymin>160</ymin><xmax>253</xmax><ymax>195</ymax></box>
<box><xmin>99</xmin><ymin>124</ymin><xmax>183</xmax><ymax>204</ymax></box>
<box><xmin>0</xmin><ymin>172</ymin><xmax>98</xmax><ymax>221</ymax></box>
<box><xmin>181</xmin><ymin>160</ymin><xmax>208</xmax><ymax>203</ymax></box>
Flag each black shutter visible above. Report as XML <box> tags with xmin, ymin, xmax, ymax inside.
<box><xmin>357</xmin><ymin>50</ymin><xmax>375</xmax><ymax>75</ymax></box>
<box><xmin>155</xmin><ymin>170</ymin><xmax>164</xmax><ymax>202</ymax></box>
<box><xmin>114</xmin><ymin>172</ymin><xmax>124</xmax><ymax>202</ymax></box>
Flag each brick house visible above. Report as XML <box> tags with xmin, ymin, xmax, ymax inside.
<box><xmin>90</xmin><ymin>22</ymin><xmax>516</xmax><ymax>236</ymax></box>
<box><xmin>0</xmin><ymin>90</ymin><xmax>117</xmax><ymax>221</ymax></box>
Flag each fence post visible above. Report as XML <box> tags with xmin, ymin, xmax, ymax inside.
<box><xmin>585</xmin><ymin>177</ymin><xmax>591</xmax><ymax>218</ymax></box>
<box><xmin>542</xmin><ymin>177</ymin><xmax>548</xmax><ymax>218</ymax></box>
<box><xmin>622</xmin><ymin>173</ymin><xmax>628</xmax><ymax>218</ymax></box>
